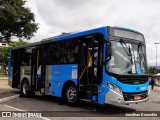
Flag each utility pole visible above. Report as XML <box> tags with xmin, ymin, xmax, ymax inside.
<box><xmin>155</xmin><ymin>43</ymin><xmax>159</xmax><ymax>73</ymax></box>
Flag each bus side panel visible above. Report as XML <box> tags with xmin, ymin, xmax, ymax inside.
<box><xmin>98</xmin><ymin>41</ymin><xmax>109</xmax><ymax>104</ymax></box>
<box><xmin>20</xmin><ymin>66</ymin><xmax>32</xmax><ymax>89</ymax></box>
<box><xmin>45</xmin><ymin>65</ymin><xmax>52</xmax><ymax>95</ymax></box>
<box><xmin>51</xmin><ymin>64</ymin><xmax>78</xmax><ymax>97</ymax></box>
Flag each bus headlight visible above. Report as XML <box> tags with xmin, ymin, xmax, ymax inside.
<box><xmin>107</xmin><ymin>82</ymin><xmax>122</xmax><ymax>94</ymax></box>
<box><xmin>108</xmin><ymin>82</ymin><xmax>114</xmax><ymax>89</ymax></box>
<box><xmin>114</xmin><ymin>86</ymin><xmax>121</xmax><ymax>93</ymax></box>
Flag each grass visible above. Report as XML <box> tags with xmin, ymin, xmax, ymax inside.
<box><xmin>0</xmin><ymin>74</ymin><xmax>8</xmax><ymax>77</ymax></box>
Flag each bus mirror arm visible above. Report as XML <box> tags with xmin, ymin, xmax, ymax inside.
<box><xmin>106</xmin><ymin>42</ymin><xmax>111</xmax><ymax>62</ymax></box>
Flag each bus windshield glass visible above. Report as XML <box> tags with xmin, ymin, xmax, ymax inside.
<box><xmin>106</xmin><ymin>41</ymin><xmax>147</xmax><ymax>75</ymax></box>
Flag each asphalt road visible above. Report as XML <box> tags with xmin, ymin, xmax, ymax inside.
<box><xmin>0</xmin><ymin>80</ymin><xmax>19</xmax><ymax>99</ymax></box>
<box><xmin>0</xmin><ymin>87</ymin><xmax>160</xmax><ymax>120</ymax></box>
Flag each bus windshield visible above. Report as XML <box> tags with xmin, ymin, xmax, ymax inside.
<box><xmin>106</xmin><ymin>40</ymin><xmax>147</xmax><ymax>75</ymax></box>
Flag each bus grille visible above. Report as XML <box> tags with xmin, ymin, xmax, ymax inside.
<box><xmin>123</xmin><ymin>91</ymin><xmax>148</xmax><ymax>101</ymax></box>
<box><xmin>118</xmin><ymin>78</ymin><xmax>148</xmax><ymax>84</ymax></box>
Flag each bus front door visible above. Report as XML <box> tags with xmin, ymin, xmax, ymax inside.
<box><xmin>79</xmin><ymin>36</ymin><xmax>102</xmax><ymax>102</ymax></box>
<box><xmin>31</xmin><ymin>48</ymin><xmax>43</xmax><ymax>94</ymax></box>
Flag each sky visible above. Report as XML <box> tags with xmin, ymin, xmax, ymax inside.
<box><xmin>25</xmin><ymin>0</ymin><xmax>160</xmax><ymax>66</ymax></box>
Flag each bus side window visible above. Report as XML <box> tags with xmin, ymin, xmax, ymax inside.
<box><xmin>57</xmin><ymin>40</ymin><xmax>78</xmax><ymax>64</ymax></box>
<box><xmin>52</xmin><ymin>43</ymin><xmax>59</xmax><ymax>64</ymax></box>
<box><xmin>47</xmin><ymin>42</ymin><xmax>59</xmax><ymax>65</ymax></box>
<box><xmin>43</xmin><ymin>40</ymin><xmax>78</xmax><ymax>65</ymax></box>
<box><xmin>22</xmin><ymin>47</ymin><xmax>32</xmax><ymax>66</ymax></box>
<box><xmin>74</xmin><ymin>46</ymin><xmax>78</xmax><ymax>63</ymax></box>
<box><xmin>65</xmin><ymin>40</ymin><xmax>78</xmax><ymax>64</ymax></box>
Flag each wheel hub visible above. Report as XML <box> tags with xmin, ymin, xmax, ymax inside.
<box><xmin>67</xmin><ymin>87</ymin><xmax>76</xmax><ymax>102</ymax></box>
<box><xmin>23</xmin><ymin>83</ymin><xmax>28</xmax><ymax>95</ymax></box>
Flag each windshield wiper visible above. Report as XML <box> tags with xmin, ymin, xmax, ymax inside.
<box><xmin>137</xmin><ymin>43</ymin><xmax>142</xmax><ymax>66</ymax></box>
<box><xmin>120</xmin><ymin>39</ymin><xmax>133</xmax><ymax>73</ymax></box>
<box><xmin>120</xmin><ymin>39</ymin><xmax>132</xmax><ymax>56</ymax></box>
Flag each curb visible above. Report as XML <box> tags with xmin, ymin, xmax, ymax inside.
<box><xmin>0</xmin><ymin>78</ymin><xmax>8</xmax><ymax>80</ymax></box>
<box><xmin>0</xmin><ymin>77</ymin><xmax>8</xmax><ymax>80</ymax></box>
<box><xmin>0</xmin><ymin>94</ymin><xmax>19</xmax><ymax>103</ymax></box>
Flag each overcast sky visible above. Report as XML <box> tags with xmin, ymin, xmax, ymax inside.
<box><xmin>25</xmin><ymin>0</ymin><xmax>160</xmax><ymax>66</ymax></box>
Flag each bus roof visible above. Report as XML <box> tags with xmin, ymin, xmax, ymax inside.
<box><xmin>11</xmin><ymin>26</ymin><xmax>143</xmax><ymax>50</ymax></box>
<box><xmin>12</xmin><ymin>26</ymin><xmax>108</xmax><ymax>50</ymax></box>
<box><xmin>54</xmin><ymin>26</ymin><xmax>107</xmax><ymax>41</ymax></box>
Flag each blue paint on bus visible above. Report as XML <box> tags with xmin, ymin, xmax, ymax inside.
<box><xmin>51</xmin><ymin>64</ymin><xmax>78</xmax><ymax>97</ymax></box>
<box><xmin>54</xmin><ymin>27</ymin><xmax>108</xmax><ymax>41</ymax></box>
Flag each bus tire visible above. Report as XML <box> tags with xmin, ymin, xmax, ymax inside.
<box><xmin>20</xmin><ymin>80</ymin><xmax>30</xmax><ymax>97</ymax></box>
<box><xmin>65</xmin><ymin>84</ymin><xmax>79</xmax><ymax>106</ymax></box>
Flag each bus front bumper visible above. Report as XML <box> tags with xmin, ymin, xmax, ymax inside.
<box><xmin>105</xmin><ymin>89</ymin><xmax>149</xmax><ymax>105</ymax></box>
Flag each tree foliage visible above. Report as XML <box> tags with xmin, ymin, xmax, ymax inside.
<box><xmin>0</xmin><ymin>47</ymin><xmax>9</xmax><ymax>74</ymax></box>
<box><xmin>0</xmin><ymin>40</ymin><xmax>28</xmax><ymax>74</ymax></box>
<box><xmin>148</xmin><ymin>67</ymin><xmax>160</xmax><ymax>75</ymax></box>
<box><xmin>9</xmin><ymin>40</ymin><xmax>28</xmax><ymax>47</ymax></box>
<box><xmin>0</xmin><ymin>0</ymin><xmax>38</xmax><ymax>42</ymax></box>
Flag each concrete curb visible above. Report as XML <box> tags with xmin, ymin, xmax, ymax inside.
<box><xmin>0</xmin><ymin>78</ymin><xmax>8</xmax><ymax>80</ymax></box>
<box><xmin>0</xmin><ymin>94</ymin><xmax>19</xmax><ymax>103</ymax></box>
<box><xmin>0</xmin><ymin>77</ymin><xmax>8</xmax><ymax>80</ymax></box>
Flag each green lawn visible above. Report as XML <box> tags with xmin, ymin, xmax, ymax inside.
<box><xmin>0</xmin><ymin>74</ymin><xmax>8</xmax><ymax>77</ymax></box>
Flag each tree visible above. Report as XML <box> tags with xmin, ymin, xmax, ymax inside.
<box><xmin>0</xmin><ymin>40</ymin><xmax>28</xmax><ymax>74</ymax></box>
<box><xmin>148</xmin><ymin>67</ymin><xmax>160</xmax><ymax>75</ymax></box>
<box><xmin>0</xmin><ymin>0</ymin><xmax>38</xmax><ymax>42</ymax></box>
<box><xmin>9</xmin><ymin>40</ymin><xmax>28</xmax><ymax>47</ymax></box>
<box><xmin>0</xmin><ymin>47</ymin><xmax>9</xmax><ymax>74</ymax></box>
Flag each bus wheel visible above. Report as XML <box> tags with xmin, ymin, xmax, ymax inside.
<box><xmin>20</xmin><ymin>80</ymin><xmax>29</xmax><ymax>97</ymax></box>
<box><xmin>65</xmin><ymin>84</ymin><xmax>78</xmax><ymax>106</ymax></box>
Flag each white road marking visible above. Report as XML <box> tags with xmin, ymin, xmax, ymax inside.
<box><xmin>4</xmin><ymin>104</ymin><xmax>25</xmax><ymax>111</ymax></box>
<box><xmin>4</xmin><ymin>104</ymin><xmax>51</xmax><ymax>120</ymax></box>
<box><xmin>0</xmin><ymin>94</ymin><xmax>19</xmax><ymax>103</ymax></box>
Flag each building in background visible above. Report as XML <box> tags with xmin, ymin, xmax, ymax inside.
<box><xmin>0</xmin><ymin>42</ymin><xmax>9</xmax><ymax>48</ymax></box>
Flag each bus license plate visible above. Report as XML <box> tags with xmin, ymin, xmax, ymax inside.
<box><xmin>134</xmin><ymin>96</ymin><xmax>141</xmax><ymax>100</ymax></box>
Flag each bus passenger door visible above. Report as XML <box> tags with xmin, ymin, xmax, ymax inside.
<box><xmin>12</xmin><ymin>50</ymin><xmax>21</xmax><ymax>88</ymax></box>
<box><xmin>31</xmin><ymin>48</ymin><xmax>43</xmax><ymax>93</ymax></box>
<box><xmin>78</xmin><ymin>36</ymin><xmax>102</xmax><ymax>102</ymax></box>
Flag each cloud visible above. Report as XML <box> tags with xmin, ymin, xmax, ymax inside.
<box><xmin>26</xmin><ymin>0</ymin><xmax>160</xmax><ymax>66</ymax></box>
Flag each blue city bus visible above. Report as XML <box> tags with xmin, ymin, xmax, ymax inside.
<box><xmin>8</xmin><ymin>26</ymin><xmax>149</xmax><ymax>106</ymax></box>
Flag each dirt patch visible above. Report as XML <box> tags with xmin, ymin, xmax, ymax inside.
<box><xmin>0</xmin><ymin>79</ymin><xmax>11</xmax><ymax>89</ymax></box>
